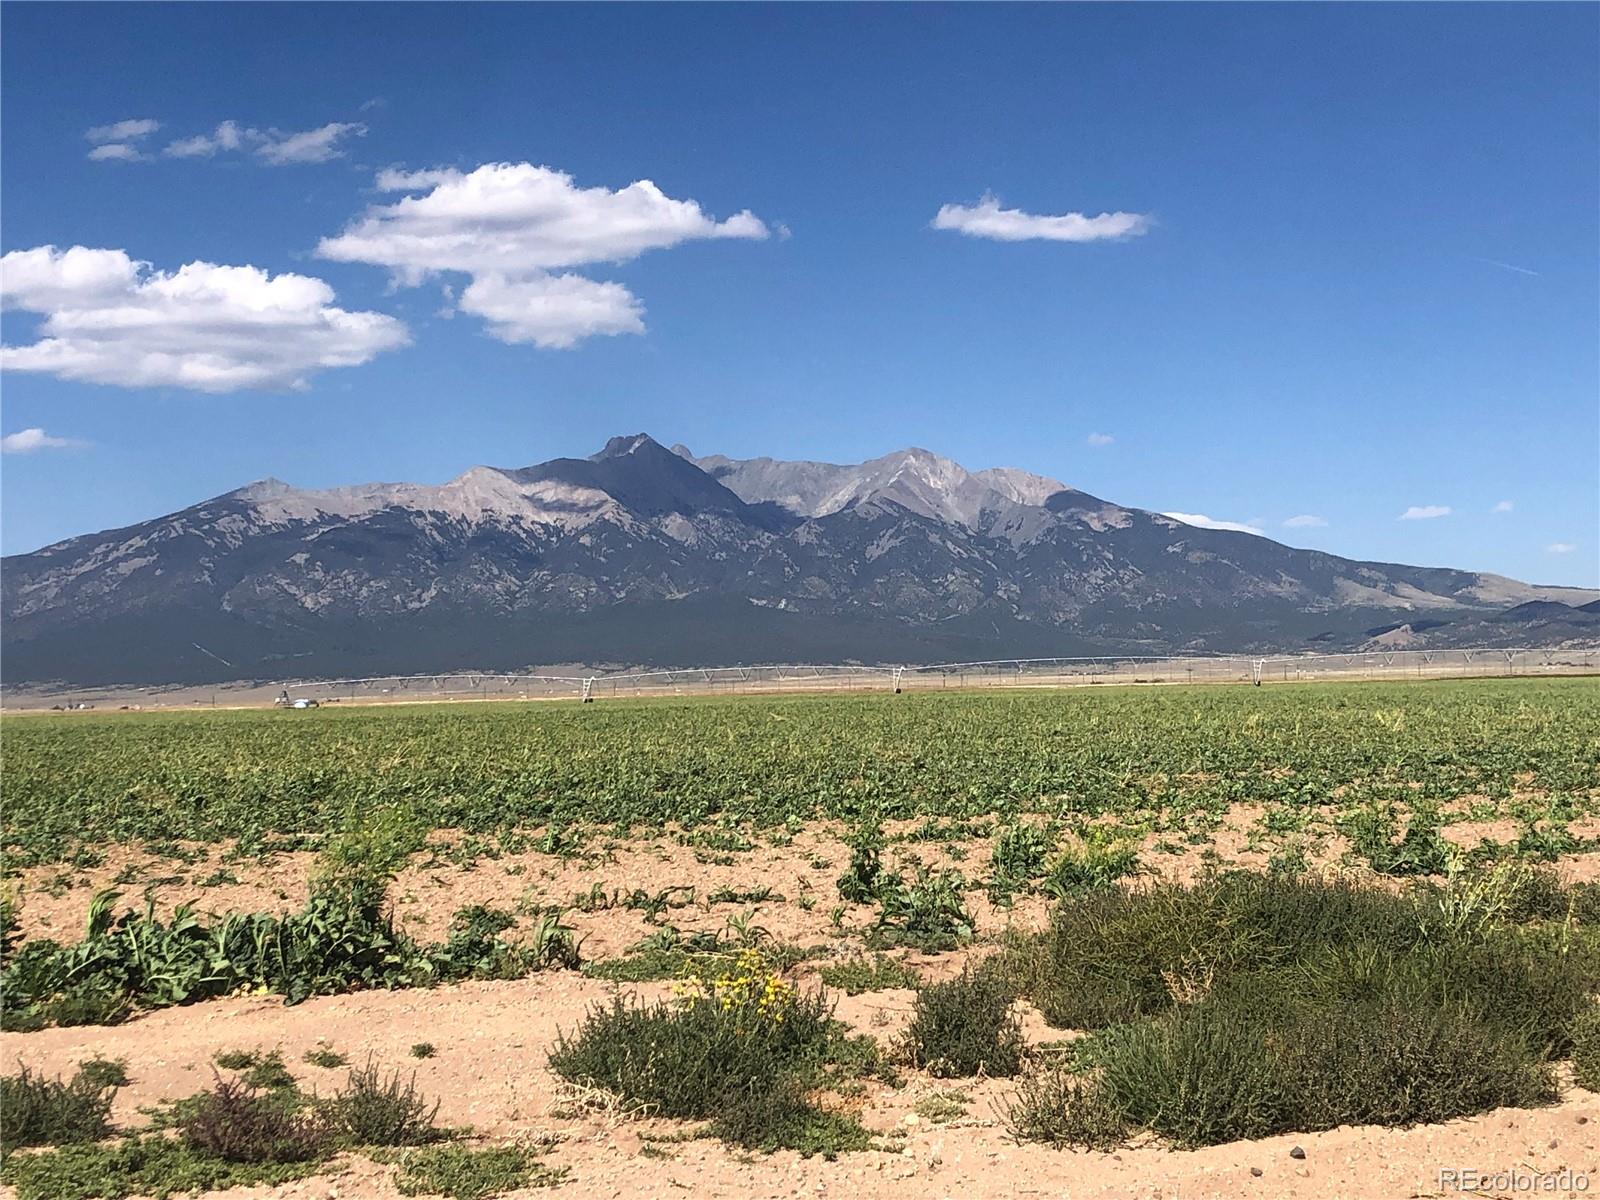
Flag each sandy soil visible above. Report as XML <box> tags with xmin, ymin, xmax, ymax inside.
<box><xmin>9</xmin><ymin>806</ymin><xmax>1332</xmax><ymax>949</ymax></box>
<box><xmin>9</xmin><ymin>807</ymin><xmax>1600</xmax><ymax>1198</ymax></box>
<box><xmin>3</xmin><ymin>972</ymin><xmax>1598</xmax><ymax>1200</ymax></box>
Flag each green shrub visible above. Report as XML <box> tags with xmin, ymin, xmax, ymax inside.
<box><xmin>1010</xmin><ymin>873</ymin><xmax>1430</xmax><ymax>1029</ymax></box>
<box><xmin>902</xmin><ymin>968</ymin><xmax>1026</xmax><ymax>1078</ymax></box>
<box><xmin>410</xmin><ymin>1043</ymin><xmax>437</xmax><ymax>1059</ymax></box>
<box><xmin>325</xmin><ymin>1059</ymin><xmax>440</xmax><ymax>1146</ymax></box>
<box><xmin>819</xmin><ymin>954</ymin><xmax>921</xmax><ymax>994</ymax></box>
<box><xmin>1081</xmin><ymin>978</ymin><xmax>1556</xmax><ymax>1148</ymax></box>
<box><xmin>0</xmin><ymin>1137</ymin><xmax>321</xmax><ymax>1200</ymax></box>
<box><xmin>710</xmin><ymin>1077</ymin><xmax>872</xmax><ymax>1156</ymax></box>
<box><xmin>0</xmin><ymin>1063</ymin><xmax>117</xmax><ymax>1155</ymax></box>
<box><xmin>176</xmin><ymin>1076</ymin><xmax>330</xmax><ymax>1164</ymax></box>
<box><xmin>551</xmin><ymin>949</ymin><xmax>848</xmax><ymax>1122</ymax></box>
<box><xmin>549</xmin><ymin>989</ymin><xmax>834</xmax><ymax>1119</ymax></box>
<box><xmin>999</xmin><ymin>870</ymin><xmax>1587</xmax><ymax>1149</ymax></box>
<box><xmin>387</xmin><ymin>1144</ymin><xmax>565</xmax><ymax>1198</ymax></box>
<box><xmin>1572</xmin><ymin>1006</ymin><xmax>1600</xmax><ymax>1091</ymax></box>
<box><xmin>1002</xmin><ymin>1064</ymin><xmax>1128</xmax><ymax>1150</ymax></box>
<box><xmin>303</xmin><ymin>1047</ymin><xmax>347</xmax><ymax>1069</ymax></box>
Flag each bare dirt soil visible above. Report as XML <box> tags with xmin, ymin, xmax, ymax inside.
<box><xmin>7</xmin><ymin>813</ymin><xmax>1600</xmax><ymax>1198</ymax></box>
<box><xmin>4</xmin><ymin>971</ymin><xmax>1598</xmax><ymax>1200</ymax></box>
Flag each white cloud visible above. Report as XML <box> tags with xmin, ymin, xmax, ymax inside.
<box><xmin>88</xmin><ymin>144</ymin><xmax>143</xmax><ymax>163</ymax></box>
<box><xmin>1283</xmin><ymin>514</ymin><xmax>1329</xmax><ymax>528</ymax></box>
<box><xmin>1162</xmin><ymin>512</ymin><xmax>1266</xmax><ymax>536</ymax></box>
<box><xmin>160</xmin><ymin>120</ymin><xmax>362</xmax><ymax>164</ymax></box>
<box><xmin>86</xmin><ymin>118</ymin><xmax>159</xmax><ymax>143</ymax></box>
<box><xmin>1492</xmin><ymin>500</ymin><xmax>1514</xmax><ymax>513</ymax></box>
<box><xmin>163</xmin><ymin>120</ymin><xmax>244</xmax><ymax>159</ymax></box>
<box><xmin>318</xmin><ymin>162</ymin><xmax>769</xmax><ymax>348</ymax></box>
<box><xmin>457</xmin><ymin>273</ymin><xmax>644</xmax><ymax>349</ymax></box>
<box><xmin>1547</xmin><ymin>543</ymin><xmax>1576</xmax><ymax>554</ymax></box>
<box><xmin>1</xmin><ymin>428</ymin><xmax>77</xmax><ymax>454</ymax></box>
<box><xmin>932</xmin><ymin>193</ymin><xmax>1151</xmax><ymax>243</ymax></box>
<box><xmin>1086</xmin><ymin>432</ymin><xmax>1114</xmax><ymax>447</ymax></box>
<box><xmin>252</xmin><ymin>122</ymin><xmax>366</xmax><ymax>165</ymax></box>
<box><xmin>0</xmin><ymin>245</ymin><xmax>409</xmax><ymax>393</ymax></box>
<box><xmin>323</xmin><ymin>162</ymin><xmax>769</xmax><ymax>279</ymax></box>
<box><xmin>1399</xmin><ymin>505</ymin><xmax>1452</xmax><ymax>520</ymax></box>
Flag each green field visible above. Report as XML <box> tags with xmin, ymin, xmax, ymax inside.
<box><xmin>7</xmin><ymin>676</ymin><xmax>1600</xmax><ymax>1173</ymax></box>
<box><xmin>5</xmin><ymin>677</ymin><xmax>1597</xmax><ymax>866</ymax></box>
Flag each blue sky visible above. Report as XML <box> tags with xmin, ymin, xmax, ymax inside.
<box><xmin>2</xmin><ymin>3</ymin><xmax>1595</xmax><ymax>586</ymax></box>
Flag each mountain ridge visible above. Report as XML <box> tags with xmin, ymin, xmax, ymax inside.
<box><xmin>4</xmin><ymin>433</ymin><xmax>1594</xmax><ymax>686</ymax></box>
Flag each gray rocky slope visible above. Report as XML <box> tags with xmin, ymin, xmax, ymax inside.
<box><xmin>4</xmin><ymin>434</ymin><xmax>1593</xmax><ymax>685</ymax></box>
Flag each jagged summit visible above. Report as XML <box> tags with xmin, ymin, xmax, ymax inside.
<box><xmin>688</xmin><ymin>444</ymin><xmax>1073</xmax><ymax>529</ymax></box>
<box><xmin>592</xmin><ymin>433</ymin><xmax>660</xmax><ymax>461</ymax></box>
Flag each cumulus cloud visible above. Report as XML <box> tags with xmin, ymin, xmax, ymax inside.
<box><xmin>1283</xmin><ymin>514</ymin><xmax>1329</xmax><ymax>528</ymax></box>
<box><xmin>1086</xmin><ymin>432</ymin><xmax>1114</xmax><ymax>447</ymax></box>
<box><xmin>1399</xmin><ymin>505</ymin><xmax>1451</xmax><ymax>520</ymax></box>
<box><xmin>323</xmin><ymin>162</ymin><xmax>768</xmax><ymax>279</ymax></box>
<box><xmin>1492</xmin><ymin>500</ymin><xmax>1515</xmax><ymax>513</ymax></box>
<box><xmin>1</xmin><ymin>428</ymin><xmax>77</xmax><ymax>454</ymax></box>
<box><xmin>458</xmin><ymin>273</ymin><xmax>645</xmax><ymax>349</ymax></box>
<box><xmin>0</xmin><ymin>245</ymin><xmax>409</xmax><ymax>393</ymax></box>
<box><xmin>932</xmin><ymin>194</ymin><xmax>1151</xmax><ymax>243</ymax></box>
<box><xmin>86</xmin><ymin>118</ymin><xmax>160</xmax><ymax>143</ymax></box>
<box><xmin>1162</xmin><ymin>512</ymin><xmax>1266</xmax><ymax>536</ymax></box>
<box><xmin>1547</xmin><ymin>543</ymin><xmax>1576</xmax><ymax>554</ymax></box>
<box><xmin>318</xmin><ymin>162</ymin><xmax>769</xmax><ymax>348</ymax></box>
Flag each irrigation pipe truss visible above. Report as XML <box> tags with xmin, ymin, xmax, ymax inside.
<box><xmin>283</xmin><ymin>646</ymin><xmax>1600</xmax><ymax>702</ymax></box>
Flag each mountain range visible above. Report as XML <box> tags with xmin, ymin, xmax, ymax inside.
<box><xmin>4</xmin><ymin>433</ymin><xmax>1595</xmax><ymax>686</ymax></box>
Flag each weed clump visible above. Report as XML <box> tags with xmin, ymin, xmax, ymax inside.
<box><xmin>176</xmin><ymin>1075</ymin><xmax>330</xmax><ymax>1164</ymax></box>
<box><xmin>819</xmin><ymin>954</ymin><xmax>921</xmax><ymax>995</ymax></box>
<box><xmin>0</xmin><ymin>1063</ymin><xmax>118</xmax><ymax>1155</ymax></box>
<box><xmin>987</xmin><ymin>821</ymin><xmax>1057</xmax><ymax>902</ymax></box>
<box><xmin>902</xmin><ymin>967</ymin><xmax>1026</xmax><ymax>1079</ymax></box>
<box><xmin>871</xmin><ymin>866</ymin><xmax>974</xmax><ymax>951</ymax></box>
<box><xmin>325</xmin><ymin>1059</ymin><xmax>441</xmax><ymax>1146</ymax></box>
<box><xmin>0</xmin><ymin>1137</ymin><xmax>321</xmax><ymax>1200</ymax></box>
<box><xmin>1043</xmin><ymin>829</ymin><xmax>1139</xmax><ymax>897</ymax></box>
<box><xmin>385</xmin><ymin>1144</ymin><xmax>566</xmax><ymax>1198</ymax></box>
<box><xmin>1340</xmin><ymin>804</ymin><xmax>1451</xmax><ymax>877</ymax></box>
<box><xmin>710</xmin><ymin>1077</ymin><xmax>872</xmax><ymax>1157</ymax></box>
<box><xmin>74</xmin><ymin>1056</ymin><xmax>129</xmax><ymax>1089</ymax></box>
